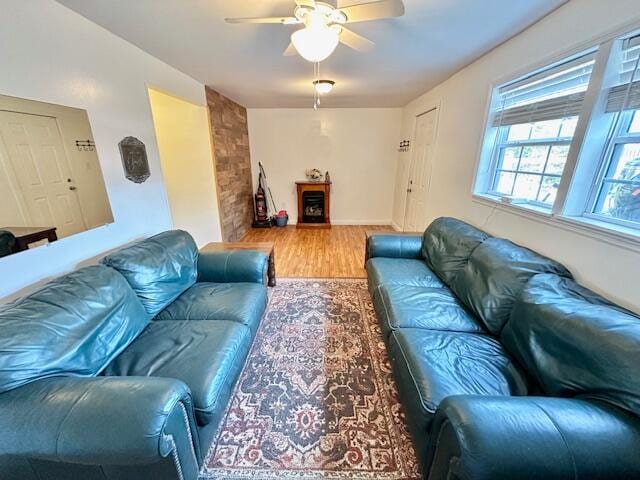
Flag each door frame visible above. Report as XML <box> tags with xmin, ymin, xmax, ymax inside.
<box><xmin>402</xmin><ymin>105</ymin><xmax>441</xmax><ymax>232</ymax></box>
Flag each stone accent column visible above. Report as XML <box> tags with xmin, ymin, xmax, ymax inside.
<box><xmin>206</xmin><ymin>87</ymin><xmax>254</xmax><ymax>241</ymax></box>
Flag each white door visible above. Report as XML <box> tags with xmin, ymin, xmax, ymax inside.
<box><xmin>0</xmin><ymin>111</ymin><xmax>85</xmax><ymax>238</ymax></box>
<box><xmin>404</xmin><ymin>108</ymin><xmax>438</xmax><ymax>232</ymax></box>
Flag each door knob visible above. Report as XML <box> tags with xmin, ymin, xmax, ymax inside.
<box><xmin>69</xmin><ymin>186</ymin><xmax>77</xmax><ymax>191</ymax></box>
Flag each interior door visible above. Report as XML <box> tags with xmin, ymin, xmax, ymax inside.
<box><xmin>404</xmin><ymin>108</ymin><xmax>438</xmax><ymax>232</ymax></box>
<box><xmin>0</xmin><ymin>111</ymin><xmax>86</xmax><ymax>238</ymax></box>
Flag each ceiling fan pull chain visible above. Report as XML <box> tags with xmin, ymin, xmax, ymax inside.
<box><xmin>313</xmin><ymin>61</ymin><xmax>319</xmax><ymax>110</ymax></box>
<box><xmin>313</xmin><ymin>62</ymin><xmax>320</xmax><ymax>110</ymax></box>
<box><xmin>317</xmin><ymin>62</ymin><xmax>321</xmax><ymax>106</ymax></box>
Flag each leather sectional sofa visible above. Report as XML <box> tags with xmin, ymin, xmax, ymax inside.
<box><xmin>0</xmin><ymin>230</ymin><xmax>268</xmax><ymax>480</ymax></box>
<box><xmin>367</xmin><ymin>217</ymin><xmax>640</xmax><ymax>480</ymax></box>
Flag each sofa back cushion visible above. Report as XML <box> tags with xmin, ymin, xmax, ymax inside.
<box><xmin>422</xmin><ymin>217</ymin><xmax>490</xmax><ymax>285</ymax></box>
<box><xmin>450</xmin><ymin>238</ymin><xmax>571</xmax><ymax>334</ymax></box>
<box><xmin>101</xmin><ymin>230</ymin><xmax>198</xmax><ymax>316</ymax></box>
<box><xmin>0</xmin><ymin>265</ymin><xmax>149</xmax><ymax>393</ymax></box>
<box><xmin>502</xmin><ymin>274</ymin><xmax>640</xmax><ymax>416</ymax></box>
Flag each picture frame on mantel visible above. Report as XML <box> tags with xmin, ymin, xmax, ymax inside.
<box><xmin>119</xmin><ymin>136</ymin><xmax>150</xmax><ymax>183</ymax></box>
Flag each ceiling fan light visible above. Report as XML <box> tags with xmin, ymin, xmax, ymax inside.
<box><xmin>291</xmin><ymin>25</ymin><xmax>340</xmax><ymax>63</ymax></box>
<box><xmin>314</xmin><ymin>79</ymin><xmax>335</xmax><ymax>95</ymax></box>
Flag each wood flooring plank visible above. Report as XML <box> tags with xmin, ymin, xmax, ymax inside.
<box><xmin>240</xmin><ymin>225</ymin><xmax>394</xmax><ymax>278</ymax></box>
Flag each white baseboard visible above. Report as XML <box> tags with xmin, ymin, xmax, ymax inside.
<box><xmin>332</xmin><ymin>219</ymin><xmax>392</xmax><ymax>226</ymax></box>
<box><xmin>391</xmin><ymin>221</ymin><xmax>403</xmax><ymax>232</ymax></box>
<box><xmin>286</xmin><ymin>219</ymin><xmax>393</xmax><ymax>226</ymax></box>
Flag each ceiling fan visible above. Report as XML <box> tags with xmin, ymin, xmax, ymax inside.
<box><xmin>225</xmin><ymin>0</ymin><xmax>405</xmax><ymax>63</ymax></box>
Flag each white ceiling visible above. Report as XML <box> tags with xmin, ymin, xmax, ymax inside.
<box><xmin>56</xmin><ymin>0</ymin><xmax>567</xmax><ymax>108</ymax></box>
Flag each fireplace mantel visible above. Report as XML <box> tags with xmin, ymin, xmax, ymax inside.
<box><xmin>295</xmin><ymin>181</ymin><xmax>331</xmax><ymax>229</ymax></box>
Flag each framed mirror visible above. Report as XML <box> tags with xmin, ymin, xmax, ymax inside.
<box><xmin>0</xmin><ymin>94</ymin><xmax>113</xmax><ymax>258</ymax></box>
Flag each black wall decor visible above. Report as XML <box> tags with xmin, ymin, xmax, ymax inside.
<box><xmin>119</xmin><ymin>136</ymin><xmax>150</xmax><ymax>184</ymax></box>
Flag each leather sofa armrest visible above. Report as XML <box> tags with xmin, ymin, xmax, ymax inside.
<box><xmin>197</xmin><ymin>250</ymin><xmax>268</xmax><ymax>284</ymax></box>
<box><xmin>0</xmin><ymin>376</ymin><xmax>200</xmax><ymax>471</ymax></box>
<box><xmin>424</xmin><ymin>395</ymin><xmax>640</xmax><ymax>480</ymax></box>
<box><xmin>366</xmin><ymin>234</ymin><xmax>423</xmax><ymax>261</ymax></box>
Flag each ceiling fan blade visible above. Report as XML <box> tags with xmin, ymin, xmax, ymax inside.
<box><xmin>225</xmin><ymin>16</ymin><xmax>299</xmax><ymax>24</ymax></box>
<box><xmin>339</xmin><ymin>0</ymin><xmax>405</xmax><ymax>23</ymax></box>
<box><xmin>339</xmin><ymin>27</ymin><xmax>375</xmax><ymax>52</ymax></box>
<box><xmin>295</xmin><ymin>0</ymin><xmax>317</xmax><ymax>7</ymax></box>
<box><xmin>283</xmin><ymin>42</ymin><xmax>298</xmax><ymax>56</ymax></box>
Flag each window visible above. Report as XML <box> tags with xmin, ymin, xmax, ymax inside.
<box><xmin>475</xmin><ymin>28</ymin><xmax>640</xmax><ymax>238</ymax></box>
<box><xmin>479</xmin><ymin>52</ymin><xmax>596</xmax><ymax>207</ymax></box>
<box><xmin>588</xmin><ymin>35</ymin><xmax>640</xmax><ymax>226</ymax></box>
<box><xmin>490</xmin><ymin>118</ymin><xmax>577</xmax><ymax>206</ymax></box>
<box><xmin>590</xmin><ymin>110</ymin><xmax>640</xmax><ymax>224</ymax></box>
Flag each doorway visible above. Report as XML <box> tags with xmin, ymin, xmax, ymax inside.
<box><xmin>148</xmin><ymin>88</ymin><xmax>222</xmax><ymax>246</ymax></box>
<box><xmin>403</xmin><ymin>108</ymin><xmax>438</xmax><ymax>232</ymax></box>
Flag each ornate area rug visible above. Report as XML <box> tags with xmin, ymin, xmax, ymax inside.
<box><xmin>200</xmin><ymin>279</ymin><xmax>420</xmax><ymax>480</ymax></box>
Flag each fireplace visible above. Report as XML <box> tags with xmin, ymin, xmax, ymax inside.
<box><xmin>296</xmin><ymin>181</ymin><xmax>331</xmax><ymax>228</ymax></box>
<box><xmin>303</xmin><ymin>191</ymin><xmax>325</xmax><ymax>222</ymax></box>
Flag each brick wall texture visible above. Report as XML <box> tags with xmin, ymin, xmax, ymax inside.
<box><xmin>206</xmin><ymin>87</ymin><xmax>254</xmax><ymax>242</ymax></box>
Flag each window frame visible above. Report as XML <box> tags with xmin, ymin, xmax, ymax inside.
<box><xmin>473</xmin><ymin>25</ymin><xmax>640</xmax><ymax>244</ymax></box>
<box><xmin>474</xmin><ymin>47</ymin><xmax>599</xmax><ymax>211</ymax></box>
<box><xmin>486</xmin><ymin>119</ymin><xmax>575</xmax><ymax>209</ymax></box>
<box><xmin>584</xmin><ymin>109</ymin><xmax>640</xmax><ymax>229</ymax></box>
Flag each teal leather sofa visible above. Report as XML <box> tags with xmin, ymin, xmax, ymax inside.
<box><xmin>0</xmin><ymin>230</ymin><xmax>268</xmax><ymax>480</ymax></box>
<box><xmin>367</xmin><ymin>217</ymin><xmax>640</xmax><ymax>480</ymax></box>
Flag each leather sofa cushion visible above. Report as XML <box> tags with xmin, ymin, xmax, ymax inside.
<box><xmin>502</xmin><ymin>274</ymin><xmax>640</xmax><ymax>416</ymax></box>
<box><xmin>198</xmin><ymin>250</ymin><xmax>268</xmax><ymax>284</ymax></box>
<box><xmin>101</xmin><ymin>230</ymin><xmax>198</xmax><ymax>316</ymax></box>
<box><xmin>0</xmin><ymin>265</ymin><xmax>149</xmax><ymax>393</ymax></box>
<box><xmin>366</xmin><ymin>234</ymin><xmax>423</xmax><ymax>260</ymax></box>
<box><xmin>388</xmin><ymin>329</ymin><xmax>528</xmax><ymax>431</ymax></box>
<box><xmin>450</xmin><ymin>238</ymin><xmax>571</xmax><ymax>334</ymax></box>
<box><xmin>367</xmin><ymin>257</ymin><xmax>444</xmax><ymax>296</ymax></box>
<box><xmin>155</xmin><ymin>282</ymin><xmax>268</xmax><ymax>337</ymax></box>
<box><xmin>105</xmin><ymin>320</ymin><xmax>251</xmax><ymax>426</ymax></box>
<box><xmin>422</xmin><ymin>217</ymin><xmax>490</xmax><ymax>285</ymax></box>
<box><xmin>373</xmin><ymin>285</ymin><xmax>485</xmax><ymax>339</ymax></box>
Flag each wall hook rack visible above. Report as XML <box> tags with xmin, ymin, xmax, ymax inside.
<box><xmin>398</xmin><ymin>140</ymin><xmax>411</xmax><ymax>153</ymax></box>
<box><xmin>75</xmin><ymin>139</ymin><xmax>95</xmax><ymax>151</ymax></box>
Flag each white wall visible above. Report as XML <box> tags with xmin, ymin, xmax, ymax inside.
<box><xmin>0</xmin><ymin>0</ymin><xmax>209</xmax><ymax>301</ymax></box>
<box><xmin>248</xmin><ymin>108</ymin><xmax>402</xmax><ymax>225</ymax></box>
<box><xmin>392</xmin><ymin>0</ymin><xmax>640</xmax><ymax>313</ymax></box>
<box><xmin>148</xmin><ymin>88</ymin><xmax>222</xmax><ymax>247</ymax></box>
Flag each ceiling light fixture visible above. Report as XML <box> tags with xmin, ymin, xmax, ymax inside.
<box><xmin>314</xmin><ymin>79</ymin><xmax>335</xmax><ymax>95</ymax></box>
<box><xmin>291</xmin><ymin>10</ymin><xmax>341</xmax><ymax>63</ymax></box>
<box><xmin>291</xmin><ymin>26</ymin><xmax>340</xmax><ymax>62</ymax></box>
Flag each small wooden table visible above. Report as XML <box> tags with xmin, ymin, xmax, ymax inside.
<box><xmin>1</xmin><ymin>226</ymin><xmax>58</xmax><ymax>253</ymax></box>
<box><xmin>200</xmin><ymin>241</ymin><xmax>276</xmax><ymax>287</ymax></box>
<box><xmin>364</xmin><ymin>229</ymin><xmax>421</xmax><ymax>266</ymax></box>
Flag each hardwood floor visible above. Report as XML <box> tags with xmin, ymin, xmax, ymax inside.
<box><xmin>241</xmin><ymin>225</ymin><xmax>394</xmax><ymax>278</ymax></box>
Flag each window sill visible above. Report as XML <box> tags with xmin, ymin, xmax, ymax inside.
<box><xmin>557</xmin><ymin>215</ymin><xmax>640</xmax><ymax>245</ymax></box>
<box><xmin>473</xmin><ymin>193</ymin><xmax>553</xmax><ymax>218</ymax></box>
<box><xmin>472</xmin><ymin>193</ymin><xmax>640</xmax><ymax>252</ymax></box>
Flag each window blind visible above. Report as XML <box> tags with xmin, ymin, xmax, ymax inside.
<box><xmin>492</xmin><ymin>51</ymin><xmax>596</xmax><ymax>127</ymax></box>
<box><xmin>605</xmin><ymin>34</ymin><xmax>640</xmax><ymax>113</ymax></box>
